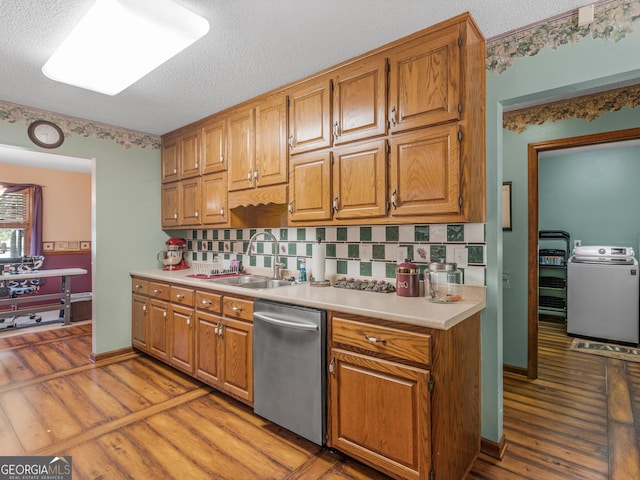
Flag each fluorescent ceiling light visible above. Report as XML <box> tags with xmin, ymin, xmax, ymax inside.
<box><xmin>42</xmin><ymin>0</ymin><xmax>209</xmax><ymax>95</ymax></box>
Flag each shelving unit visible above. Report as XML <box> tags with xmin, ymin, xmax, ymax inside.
<box><xmin>538</xmin><ymin>230</ymin><xmax>570</xmax><ymax>319</ymax></box>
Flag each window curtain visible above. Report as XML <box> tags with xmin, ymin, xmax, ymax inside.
<box><xmin>0</xmin><ymin>183</ymin><xmax>43</xmax><ymax>256</ymax></box>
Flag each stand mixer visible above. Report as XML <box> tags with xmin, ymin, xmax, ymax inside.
<box><xmin>158</xmin><ymin>238</ymin><xmax>189</xmax><ymax>270</ymax></box>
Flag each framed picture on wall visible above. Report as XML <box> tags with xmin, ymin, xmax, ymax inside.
<box><xmin>502</xmin><ymin>182</ymin><xmax>512</xmax><ymax>231</ymax></box>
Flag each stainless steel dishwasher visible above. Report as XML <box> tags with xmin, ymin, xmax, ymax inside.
<box><xmin>253</xmin><ymin>299</ymin><xmax>326</xmax><ymax>445</ymax></box>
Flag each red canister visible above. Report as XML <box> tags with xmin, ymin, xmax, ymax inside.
<box><xmin>396</xmin><ymin>259</ymin><xmax>420</xmax><ymax>297</ymax></box>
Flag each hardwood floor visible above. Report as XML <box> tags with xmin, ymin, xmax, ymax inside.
<box><xmin>0</xmin><ymin>321</ymin><xmax>637</xmax><ymax>479</ymax></box>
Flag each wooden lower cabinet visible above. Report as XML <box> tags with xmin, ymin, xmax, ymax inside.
<box><xmin>131</xmin><ymin>293</ymin><xmax>148</xmax><ymax>351</ymax></box>
<box><xmin>328</xmin><ymin>312</ymin><xmax>480</xmax><ymax>480</ymax></box>
<box><xmin>330</xmin><ymin>349</ymin><xmax>430</xmax><ymax>480</ymax></box>
<box><xmin>148</xmin><ymin>298</ymin><xmax>170</xmax><ymax>361</ymax></box>
<box><xmin>170</xmin><ymin>304</ymin><xmax>195</xmax><ymax>374</ymax></box>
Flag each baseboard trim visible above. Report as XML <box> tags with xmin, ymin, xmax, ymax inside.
<box><xmin>90</xmin><ymin>346</ymin><xmax>135</xmax><ymax>363</ymax></box>
<box><xmin>503</xmin><ymin>363</ymin><xmax>528</xmax><ymax>376</ymax></box>
<box><xmin>481</xmin><ymin>434</ymin><xmax>508</xmax><ymax>460</ymax></box>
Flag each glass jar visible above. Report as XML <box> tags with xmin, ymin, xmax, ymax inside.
<box><xmin>425</xmin><ymin>261</ymin><xmax>462</xmax><ymax>302</ymax></box>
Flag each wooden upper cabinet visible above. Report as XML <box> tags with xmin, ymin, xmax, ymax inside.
<box><xmin>287</xmin><ymin>76</ymin><xmax>332</xmax><ymax>155</ymax></box>
<box><xmin>179</xmin><ymin>130</ymin><xmax>201</xmax><ymax>179</ymax></box>
<box><xmin>179</xmin><ymin>177</ymin><xmax>202</xmax><ymax>226</ymax></box>
<box><xmin>388</xmin><ymin>23</ymin><xmax>462</xmax><ymax>133</ymax></box>
<box><xmin>333</xmin><ymin>57</ymin><xmax>388</xmax><ymax>145</ymax></box>
<box><xmin>161</xmin><ymin>181</ymin><xmax>180</xmax><ymax>229</ymax></box>
<box><xmin>227</xmin><ymin>107</ymin><xmax>256</xmax><ymax>192</ymax></box>
<box><xmin>333</xmin><ymin>139</ymin><xmax>387</xmax><ymax>220</ymax></box>
<box><xmin>255</xmin><ymin>94</ymin><xmax>288</xmax><ymax>187</ymax></box>
<box><xmin>202</xmin><ymin>118</ymin><xmax>227</xmax><ymax>174</ymax></box>
<box><xmin>289</xmin><ymin>150</ymin><xmax>332</xmax><ymax>222</ymax></box>
<box><xmin>161</xmin><ymin>139</ymin><xmax>179</xmax><ymax>183</ymax></box>
<box><xmin>388</xmin><ymin>124</ymin><xmax>460</xmax><ymax>217</ymax></box>
<box><xmin>202</xmin><ymin>172</ymin><xmax>228</xmax><ymax>225</ymax></box>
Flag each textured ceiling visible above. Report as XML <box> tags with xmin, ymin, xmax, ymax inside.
<box><xmin>0</xmin><ymin>0</ymin><xmax>591</xmax><ymax>136</ymax></box>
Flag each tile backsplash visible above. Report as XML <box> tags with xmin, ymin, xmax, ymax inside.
<box><xmin>186</xmin><ymin>223</ymin><xmax>486</xmax><ymax>286</ymax></box>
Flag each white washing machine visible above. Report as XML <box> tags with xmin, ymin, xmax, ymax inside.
<box><xmin>567</xmin><ymin>246</ymin><xmax>639</xmax><ymax>344</ymax></box>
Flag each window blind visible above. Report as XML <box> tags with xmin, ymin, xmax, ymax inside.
<box><xmin>0</xmin><ymin>192</ymin><xmax>27</xmax><ymax>224</ymax></box>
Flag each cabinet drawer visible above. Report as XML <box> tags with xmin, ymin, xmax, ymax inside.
<box><xmin>171</xmin><ymin>285</ymin><xmax>194</xmax><ymax>307</ymax></box>
<box><xmin>196</xmin><ymin>291</ymin><xmax>222</xmax><ymax>314</ymax></box>
<box><xmin>223</xmin><ymin>296</ymin><xmax>253</xmax><ymax>322</ymax></box>
<box><xmin>149</xmin><ymin>281</ymin><xmax>171</xmax><ymax>301</ymax></box>
<box><xmin>332</xmin><ymin>316</ymin><xmax>431</xmax><ymax>366</ymax></box>
<box><xmin>131</xmin><ymin>278</ymin><xmax>149</xmax><ymax>295</ymax></box>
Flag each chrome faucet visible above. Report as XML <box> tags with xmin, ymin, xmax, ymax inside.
<box><xmin>246</xmin><ymin>231</ymin><xmax>284</xmax><ymax>279</ymax></box>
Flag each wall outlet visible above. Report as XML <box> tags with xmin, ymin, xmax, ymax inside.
<box><xmin>574</xmin><ymin>240</ymin><xmax>581</xmax><ymax>248</ymax></box>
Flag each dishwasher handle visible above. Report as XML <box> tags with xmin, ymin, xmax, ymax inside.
<box><xmin>254</xmin><ymin>311</ymin><xmax>319</xmax><ymax>331</ymax></box>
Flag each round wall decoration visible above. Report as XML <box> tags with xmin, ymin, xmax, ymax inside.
<box><xmin>27</xmin><ymin>120</ymin><xmax>65</xmax><ymax>149</ymax></box>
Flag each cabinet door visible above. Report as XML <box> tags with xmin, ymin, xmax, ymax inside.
<box><xmin>202</xmin><ymin>118</ymin><xmax>227</xmax><ymax>174</ymax></box>
<box><xmin>161</xmin><ymin>181</ymin><xmax>180</xmax><ymax>229</ymax></box>
<box><xmin>220</xmin><ymin>317</ymin><xmax>253</xmax><ymax>404</ymax></box>
<box><xmin>330</xmin><ymin>349</ymin><xmax>431</xmax><ymax>480</ymax></box>
<box><xmin>195</xmin><ymin>311</ymin><xmax>222</xmax><ymax>387</ymax></box>
<box><xmin>388</xmin><ymin>124</ymin><xmax>460</xmax><ymax>217</ymax></box>
<box><xmin>179</xmin><ymin>130</ymin><xmax>201</xmax><ymax>178</ymax></box>
<box><xmin>179</xmin><ymin>177</ymin><xmax>202</xmax><ymax>226</ymax></box>
<box><xmin>333</xmin><ymin>57</ymin><xmax>387</xmax><ymax>145</ymax></box>
<box><xmin>148</xmin><ymin>299</ymin><xmax>169</xmax><ymax>361</ymax></box>
<box><xmin>288</xmin><ymin>76</ymin><xmax>332</xmax><ymax>154</ymax></box>
<box><xmin>388</xmin><ymin>23</ymin><xmax>461</xmax><ymax>133</ymax></box>
<box><xmin>170</xmin><ymin>304</ymin><xmax>195</xmax><ymax>374</ymax></box>
<box><xmin>255</xmin><ymin>94</ymin><xmax>288</xmax><ymax>187</ymax></box>
<box><xmin>227</xmin><ymin>107</ymin><xmax>256</xmax><ymax>192</ymax></box>
<box><xmin>161</xmin><ymin>139</ymin><xmax>179</xmax><ymax>183</ymax></box>
<box><xmin>202</xmin><ymin>172</ymin><xmax>228</xmax><ymax>225</ymax></box>
<box><xmin>333</xmin><ymin>139</ymin><xmax>387</xmax><ymax>220</ymax></box>
<box><xmin>131</xmin><ymin>294</ymin><xmax>148</xmax><ymax>351</ymax></box>
<box><xmin>288</xmin><ymin>150</ymin><xmax>332</xmax><ymax>222</ymax></box>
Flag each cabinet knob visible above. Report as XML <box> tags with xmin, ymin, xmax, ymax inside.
<box><xmin>201</xmin><ymin>299</ymin><xmax>212</xmax><ymax>305</ymax></box>
<box><xmin>153</xmin><ymin>289</ymin><xmax>162</xmax><ymax>294</ymax></box>
<box><xmin>365</xmin><ymin>335</ymin><xmax>387</xmax><ymax>344</ymax></box>
<box><xmin>176</xmin><ymin>294</ymin><xmax>184</xmax><ymax>300</ymax></box>
<box><xmin>231</xmin><ymin>305</ymin><xmax>244</xmax><ymax>312</ymax></box>
<box><xmin>135</xmin><ymin>284</ymin><xmax>143</xmax><ymax>290</ymax></box>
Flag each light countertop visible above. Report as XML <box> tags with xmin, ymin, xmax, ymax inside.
<box><xmin>130</xmin><ymin>268</ymin><xmax>486</xmax><ymax>330</ymax></box>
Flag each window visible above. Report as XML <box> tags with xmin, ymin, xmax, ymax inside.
<box><xmin>0</xmin><ymin>188</ymin><xmax>32</xmax><ymax>259</ymax></box>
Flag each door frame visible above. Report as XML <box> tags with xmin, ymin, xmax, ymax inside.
<box><xmin>526</xmin><ymin>127</ymin><xmax>640</xmax><ymax>378</ymax></box>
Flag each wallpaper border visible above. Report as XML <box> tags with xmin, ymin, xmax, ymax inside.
<box><xmin>0</xmin><ymin>100</ymin><xmax>160</xmax><ymax>150</ymax></box>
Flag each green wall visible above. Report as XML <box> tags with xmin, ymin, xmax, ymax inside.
<box><xmin>487</xmin><ymin>28</ymin><xmax>640</xmax><ymax>442</ymax></box>
<box><xmin>0</xmin><ymin>119</ymin><xmax>166</xmax><ymax>355</ymax></box>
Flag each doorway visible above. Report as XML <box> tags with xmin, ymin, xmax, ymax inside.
<box><xmin>526</xmin><ymin>127</ymin><xmax>640</xmax><ymax>378</ymax></box>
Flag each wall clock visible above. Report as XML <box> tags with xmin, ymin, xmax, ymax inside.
<box><xmin>27</xmin><ymin>120</ymin><xmax>64</xmax><ymax>149</ymax></box>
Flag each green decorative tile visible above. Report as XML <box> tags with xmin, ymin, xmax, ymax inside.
<box><xmin>249</xmin><ymin>255</ymin><xmax>257</xmax><ymax>267</ymax></box>
<box><xmin>257</xmin><ymin>242</ymin><xmax>264</xmax><ymax>254</ymax></box>
<box><xmin>468</xmin><ymin>245</ymin><xmax>485</xmax><ymax>264</ymax></box>
<box><xmin>202</xmin><ymin>252</ymin><xmax>208</xmax><ymax>261</ymax></box>
<box><xmin>360</xmin><ymin>227</ymin><xmax>372</xmax><ymax>242</ymax></box>
<box><xmin>403</xmin><ymin>245</ymin><xmax>414</xmax><ymax>261</ymax></box>
<box><xmin>213</xmin><ymin>230</ymin><xmax>219</xmax><ymax>240</ymax></box>
<box><xmin>348</xmin><ymin>244</ymin><xmax>360</xmax><ymax>258</ymax></box>
<box><xmin>202</xmin><ymin>230</ymin><xmax>208</xmax><ymax>240</ymax></box>
<box><xmin>337</xmin><ymin>227</ymin><xmax>347</xmax><ymax>241</ymax></box>
<box><xmin>360</xmin><ymin>262</ymin><xmax>372</xmax><ymax>277</ymax></box>
<box><xmin>288</xmin><ymin>243</ymin><xmax>297</xmax><ymax>256</ymax></box>
<box><xmin>337</xmin><ymin>260</ymin><xmax>348</xmax><ymax>275</ymax></box>
<box><xmin>264</xmin><ymin>256</ymin><xmax>272</xmax><ymax>268</ymax></box>
<box><xmin>249</xmin><ymin>228</ymin><xmax>257</xmax><ymax>238</ymax></box>
<box><xmin>385</xmin><ymin>226</ymin><xmax>399</xmax><ymax>242</ymax></box>
<box><xmin>414</xmin><ymin>225</ymin><xmax>429</xmax><ymax>242</ymax></box>
<box><xmin>373</xmin><ymin>244</ymin><xmax>386</xmax><ymax>260</ymax></box>
<box><xmin>430</xmin><ymin>245</ymin><xmax>446</xmax><ymax>262</ymax></box>
<box><xmin>326</xmin><ymin>244</ymin><xmax>336</xmax><ymax>258</ymax></box>
<box><xmin>297</xmin><ymin>228</ymin><xmax>306</xmax><ymax>241</ymax></box>
<box><xmin>224</xmin><ymin>229</ymin><xmax>231</xmax><ymax>240</ymax></box>
<box><xmin>207</xmin><ymin>241</ymin><xmax>213</xmax><ymax>251</ymax></box>
<box><xmin>236</xmin><ymin>229</ymin><xmax>243</xmax><ymax>240</ymax></box>
<box><xmin>447</xmin><ymin>224</ymin><xmax>464</xmax><ymax>242</ymax></box>
<box><xmin>191</xmin><ymin>251</ymin><xmax>197</xmax><ymax>261</ymax></box>
<box><xmin>385</xmin><ymin>262</ymin><xmax>397</xmax><ymax>279</ymax></box>
<box><xmin>306</xmin><ymin>243</ymin><xmax>313</xmax><ymax>256</ymax></box>
<box><xmin>218</xmin><ymin>241</ymin><xmax>225</xmax><ymax>251</ymax></box>
<box><xmin>279</xmin><ymin>228</ymin><xmax>288</xmax><ymax>240</ymax></box>
<box><xmin>280</xmin><ymin>257</ymin><xmax>288</xmax><ymax>269</ymax></box>
<box><xmin>315</xmin><ymin>227</ymin><xmax>326</xmax><ymax>242</ymax></box>
<box><xmin>192</xmin><ymin>229</ymin><xmax>198</xmax><ymax>238</ymax></box>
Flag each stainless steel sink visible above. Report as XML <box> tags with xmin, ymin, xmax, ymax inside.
<box><xmin>207</xmin><ymin>275</ymin><xmax>294</xmax><ymax>289</ymax></box>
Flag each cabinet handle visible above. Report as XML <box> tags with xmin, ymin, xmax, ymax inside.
<box><xmin>333</xmin><ymin>195</ymin><xmax>339</xmax><ymax>212</ymax></box>
<box><xmin>288</xmin><ymin>202</ymin><xmax>294</xmax><ymax>214</ymax></box>
<box><xmin>220</xmin><ymin>154</ymin><xmax>224</xmax><ymax>163</ymax></box>
<box><xmin>176</xmin><ymin>294</ymin><xmax>184</xmax><ymax>300</ymax></box>
<box><xmin>247</xmin><ymin>171</ymin><xmax>252</xmax><ymax>181</ymax></box>
<box><xmin>217</xmin><ymin>322</ymin><xmax>224</xmax><ymax>338</ymax></box>
<box><xmin>142</xmin><ymin>303</ymin><xmax>147</xmax><ymax>312</ymax></box>
<box><xmin>254</xmin><ymin>169</ymin><xmax>259</xmax><ymax>181</ymax></box>
<box><xmin>153</xmin><ymin>289</ymin><xmax>162</xmax><ymax>294</ymax></box>
<box><xmin>195</xmin><ymin>210</ymin><xmax>199</xmax><ymax>218</ymax></box>
<box><xmin>231</xmin><ymin>305</ymin><xmax>244</xmax><ymax>312</ymax></box>
<box><xmin>220</xmin><ymin>207</ymin><xmax>225</xmax><ymax>216</ymax></box>
<box><xmin>329</xmin><ymin>356</ymin><xmax>335</xmax><ymax>376</ymax></box>
<box><xmin>186</xmin><ymin>315</ymin><xmax>191</xmax><ymax>327</ymax></box>
<box><xmin>365</xmin><ymin>334</ymin><xmax>387</xmax><ymax>344</ymax></box>
<box><xmin>391</xmin><ymin>189</ymin><xmax>398</xmax><ymax>209</ymax></box>
<box><xmin>389</xmin><ymin>106</ymin><xmax>397</xmax><ymax>127</ymax></box>
<box><xmin>333</xmin><ymin>121</ymin><xmax>339</xmax><ymax>140</ymax></box>
<box><xmin>201</xmin><ymin>299</ymin><xmax>213</xmax><ymax>305</ymax></box>
<box><xmin>173</xmin><ymin>213</ymin><xmax>178</xmax><ymax>219</ymax></box>
<box><xmin>195</xmin><ymin>162</ymin><xmax>199</xmax><ymax>169</ymax></box>
<box><xmin>288</xmin><ymin>135</ymin><xmax>294</xmax><ymax>148</ymax></box>
<box><xmin>163</xmin><ymin>310</ymin><xmax>168</xmax><ymax>318</ymax></box>
<box><xmin>135</xmin><ymin>284</ymin><xmax>143</xmax><ymax>290</ymax></box>
<box><xmin>173</xmin><ymin>168</ymin><xmax>177</xmax><ymax>174</ymax></box>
